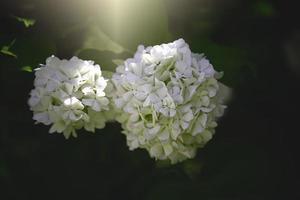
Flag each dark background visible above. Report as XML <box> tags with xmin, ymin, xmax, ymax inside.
<box><xmin>1</xmin><ymin>0</ymin><xmax>300</xmax><ymax>199</ymax></box>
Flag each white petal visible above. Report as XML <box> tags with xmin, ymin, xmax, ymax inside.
<box><xmin>33</xmin><ymin>112</ymin><xmax>51</xmax><ymax>125</ymax></box>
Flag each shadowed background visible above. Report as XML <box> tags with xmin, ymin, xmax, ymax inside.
<box><xmin>0</xmin><ymin>0</ymin><xmax>300</xmax><ymax>199</ymax></box>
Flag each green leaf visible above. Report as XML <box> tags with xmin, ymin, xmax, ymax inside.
<box><xmin>21</xmin><ymin>66</ymin><xmax>33</xmax><ymax>72</ymax></box>
<box><xmin>0</xmin><ymin>39</ymin><xmax>17</xmax><ymax>58</ymax></box>
<box><xmin>13</xmin><ymin>15</ymin><xmax>36</xmax><ymax>28</ymax></box>
<box><xmin>0</xmin><ymin>49</ymin><xmax>17</xmax><ymax>58</ymax></box>
<box><xmin>254</xmin><ymin>1</ymin><xmax>276</xmax><ymax>17</ymax></box>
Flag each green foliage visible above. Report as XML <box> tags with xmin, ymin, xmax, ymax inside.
<box><xmin>75</xmin><ymin>24</ymin><xmax>132</xmax><ymax>71</ymax></box>
<box><xmin>21</xmin><ymin>66</ymin><xmax>33</xmax><ymax>72</ymax></box>
<box><xmin>254</xmin><ymin>1</ymin><xmax>276</xmax><ymax>17</ymax></box>
<box><xmin>13</xmin><ymin>15</ymin><xmax>36</xmax><ymax>28</ymax></box>
<box><xmin>182</xmin><ymin>159</ymin><xmax>203</xmax><ymax>179</ymax></box>
<box><xmin>13</xmin><ymin>35</ymin><xmax>56</xmax><ymax>72</ymax></box>
<box><xmin>190</xmin><ymin>39</ymin><xmax>248</xmax><ymax>87</ymax></box>
<box><xmin>156</xmin><ymin>160</ymin><xmax>172</xmax><ymax>168</ymax></box>
<box><xmin>78</xmin><ymin>24</ymin><xmax>128</xmax><ymax>54</ymax></box>
<box><xmin>0</xmin><ymin>39</ymin><xmax>17</xmax><ymax>58</ymax></box>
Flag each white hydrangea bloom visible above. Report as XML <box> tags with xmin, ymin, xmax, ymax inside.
<box><xmin>112</xmin><ymin>39</ymin><xmax>231</xmax><ymax>163</ymax></box>
<box><xmin>28</xmin><ymin>56</ymin><xmax>113</xmax><ymax>139</ymax></box>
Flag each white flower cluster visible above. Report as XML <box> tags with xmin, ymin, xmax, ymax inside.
<box><xmin>112</xmin><ymin>39</ymin><xmax>230</xmax><ymax>163</ymax></box>
<box><xmin>28</xmin><ymin>56</ymin><xmax>112</xmax><ymax>139</ymax></box>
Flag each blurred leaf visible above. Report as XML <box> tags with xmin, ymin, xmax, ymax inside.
<box><xmin>79</xmin><ymin>24</ymin><xmax>128</xmax><ymax>54</ymax></box>
<box><xmin>73</xmin><ymin>20</ymin><xmax>132</xmax><ymax>71</ymax></box>
<box><xmin>182</xmin><ymin>159</ymin><xmax>203</xmax><ymax>179</ymax></box>
<box><xmin>80</xmin><ymin>0</ymin><xmax>170</xmax><ymax>52</ymax></box>
<box><xmin>190</xmin><ymin>39</ymin><xmax>248</xmax><ymax>87</ymax></box>
<box><xmin>13</xmin><ymin>35</ymin><xmax>56</xmax><ymax>69</ymax></box>
<box><xmin>112</xmin><ymin>59</ymin><xmax>125</xmax><ymax>66</ymax></box>
<box><xmin>155</xmin><ymin>160</ymin><xmax>172</xmax><ymax>168</ymax></box>
<box><xmin>13</xmin><ymin>15</ymin><xmax>36</xmax><ymax>28</ymax></box>
<box><xmin>0</xmin><ymin>48</ymin><xmax>17</xmax><ymax>58</ymax></box>
<box><xmin>254</xmin><ymin>1</ymin><xmax>275</xmax><ymax>17</ymax></box>
<box><xmin>102</xmin><ymin>71</ymin><xmax>113</xmax><ymax>79</ymax></box>
<box><xmin>0</xmin><ymin>39</ymin><xmax>17</xmax><ymax>58</ymax></box>
<box><xmin>21</xmin><ymin>66</ymin><xmax>33</xmax><ymax>72</ymax></box>
<box><xmin>77</xmin><ymin>49</ymin><xmax>131</xmax><ymax>72</ymax></box>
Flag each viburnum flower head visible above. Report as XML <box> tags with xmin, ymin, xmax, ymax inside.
<box><xmin>112</xmin><ymin>39</ymin><xmax>231</xmax><ymax>163</ymax></box>
<box><xmin>28</xmin><ymin>56</ymin><xmax>112</xmax><ymax>139</ymax></box>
